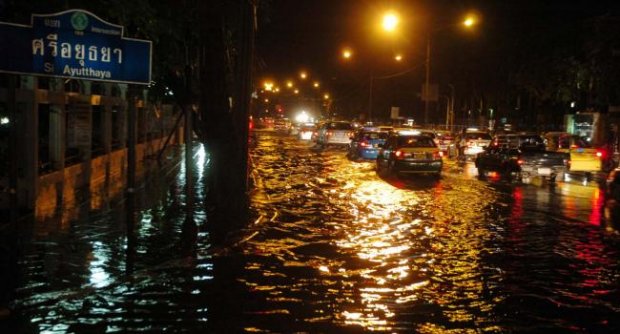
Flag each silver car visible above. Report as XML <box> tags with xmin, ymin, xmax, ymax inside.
<box><xmin>315</xmin><ymin>121</ymin><xmax>354</xmax><ymax>147</ymax></box>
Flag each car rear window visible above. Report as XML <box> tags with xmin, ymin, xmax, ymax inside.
<box><xmin>362</xmin><ymin>132</ymin><xmax>388</xmax><ymax>140</ymax></box>
<box><xmin>464</xmin><ymin>132</ymin><xmax>492</xmax><ymax>140</ymax></box>
<box><xmin>328</xmin><ymin>122</ymin><xmax>352</xmax><ymax>130</ymax></box>
<box><xmin>397</xmin><ymin>136</ymin><xmax>436</xmax><ymax>148</ymax></box>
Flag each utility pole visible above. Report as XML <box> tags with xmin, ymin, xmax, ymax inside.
<box><xmin>424</xmin><ymin>34</ymin><xmax>431</xmax><ymax>126</ymax></box>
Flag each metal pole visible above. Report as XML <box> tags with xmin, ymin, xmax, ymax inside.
<box><xmin>449</xmin><ymin>84</ymin><xmax>455</xmax><ymax>130</ymax></box>
<box><xmin>368</xmin><ymin>71</ymin><xmax>374</xmax><ymax>122</ymax></box>
<box><xmin>8</xmin><ymin>75</ymin><xmax>18</xmax><ymax>224</ymax></box>
<box><xmin>127</xmin><ymin>87</ymin><xmax>137</xmax><ymax>195</ymax></box>
<box><xmin>183</xmin><ymin>65</ymin><xmax>193</xmax><ymax>219</ymax></box>
<box><xmin>424</xmin><ymin>34</ymin><xmax>431</xmax><ymax>126</ymax></box>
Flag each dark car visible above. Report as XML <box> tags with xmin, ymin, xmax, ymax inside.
<box><xmin>376</xmin><ymin>131</ymin><xmax>443</xmax><ymax>177</ymax></box>
<box><xmin>603</xmin><ymin>167</ymin><xmax>620</xmax><ymax>229</ymax></box>
<box><xmin>347</xmin><ymin>128</ymin><xmax>389</xmax><ymax>160</ymax></box>
<box><xmin>475</xmin><ymin>133</ymin><xmax>569</xmax><ymax>183</ymax></box>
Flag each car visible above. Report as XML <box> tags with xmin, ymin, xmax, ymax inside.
<box><xmin>543</xmin><ymin>132</ymin><xmax>609</xmax><ymax>173</ymax></box>
<box><xmin>456</xmin><ymin>129</ymin><xmax>492</xmax><ymax>160</ymax></box>
<box><xmin>376</xmin><ymin>130</ymin><xmax>443</xmax><ymax>177</ymax></box>
<box><xmin>315</xmin><ymin>121</ymin><xmax>354</xmax><ymax>147</ymax></box>
<box><xmin>274</xmin><ymin>118</ymin><xmax>291</xmax><ymax>133</ymax></box>
<box><xmin>347</xmin><ymin>128</ymin><xmax>389</xmax><ymax>160</ymax></box>
<box><xmin>434</xmin><ymin>130</ymin><xmax>456</xmax><ymax>156</ymax></box>
<box><xmin>297</xmin><ymin>123</ymin><xmax>316</xmax><ymax>141</ymax></box>
<box><xmin>475</xmin><ymin>133</ymin><xmax>569</xmax><ymax>183</ymax></box>
<box><xmin>603</xmin><ymin>167</ymin><xmax>620</xmax><ymax>228</ymax></box>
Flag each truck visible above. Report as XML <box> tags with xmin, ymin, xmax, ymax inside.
<box><xmin>475</xmin><ymin>133</ymin><xmax>570</xmax><ymax>183</ymax></box>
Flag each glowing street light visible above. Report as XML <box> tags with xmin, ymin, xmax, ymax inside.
<box><xmin>394</xmin><ymin>54</ymin><xmax>403</xmax><ymax>62</ymax></box>
<box><xmin>263</xmin><ymin>81</ymin><xmax>274</xmax><ymax>91</ymax></box>
<box><xmin>313</xmin><ymin>81</ymin><xmax>320</xmax><ymax>88</ymax></box>
<box><xmin>286</xmin><ymin>81</ymin><xmax>294</xmax><ymax>88</ymax></box>
<box><xmin>300</xmin><ymin>71</ymin><xmax>307</xmax><ymax>79</ymax></box>
<box><xmin>342</xmin><ymin>48</ymin><xmax>353</xmax><ymax>59</ymax></box>
<box><xmin>323</xmin><ymin>93</ymin><xmax>330</xmax><ymax>100</ymax></box>
<box><xmin>463</xmin><ymin>15</ymin><xmax>477</xmax><ymax>28</ymax></box>
<box><xmin>294</xmin><ymin>89</ymin><xmax>299</xmax><ymax>94</ymax></box>
<box><xmin>382</xmin><ymin>12</ymin><xmax>399</xmax><ymax>32</ymax></box>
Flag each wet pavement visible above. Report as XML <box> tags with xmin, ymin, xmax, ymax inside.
<box><xmin>2</xmin><ymin>130</ymin><xmax>620</xmax><ymax>333</ymax></box>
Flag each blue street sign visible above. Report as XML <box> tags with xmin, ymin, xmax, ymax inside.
<box><xmin>0</xmin><ymin>9</ymin><xmax>152</xmax><ymax>85</ymax></box>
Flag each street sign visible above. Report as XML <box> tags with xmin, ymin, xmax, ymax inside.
<box><xmin>0</xmin><ymin>9</ymin><xmax>152</xmax><ymax>85</ymax></box>
<box><xmin>390</xmin><ymin>106</ymin><xmax>400</xmax><ymax>119</ymax></box>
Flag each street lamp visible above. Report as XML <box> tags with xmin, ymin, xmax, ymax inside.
<box><xmin>394</xmin><ymin>53</ymin><xmax>403</xmax><ymax>62</ymax></box>
<box><xmin>423</xmin><ymin>15</ymin><xmax>478</xmax><ymax>126</ymax></box>
<box><xmin>342</xmin><ymin>48</ymin><xmax>353</xmax><ymax>59</ymax></box>
<box><xmin>300</xmin><ymin>71</ymin><xmax>307</xmax><ymax>80</ymax></box>
<box><xmin>382</xmin><ymin>12</ymin><xmax>399</xmax><ymax>32</ymax></box>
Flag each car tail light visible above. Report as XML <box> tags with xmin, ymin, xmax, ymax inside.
<box><xmin>433</xmin><ymin>151</ymin><xmax>443</xmax><ymax>159</ymax></box>
<box><xmin>359</xmin><ymin>140</ymin><xmax>370</xmax><ymax>147</ymax></box>
<box><xmin>517</xmin><ymin>159</ymin><xmax>524</xmax><ymax>165</ymax></box>
<box><xmin>596</xmin><ymin>150</ymin><xmax>604</xmax><ymax>158</ymax></box>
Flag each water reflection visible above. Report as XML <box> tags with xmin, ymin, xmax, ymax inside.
<box><xmin>5</xmin><ymin>132</ymin><xmax>620</xmax><ymax>333</ymax></box>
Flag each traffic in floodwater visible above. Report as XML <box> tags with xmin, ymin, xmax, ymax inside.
<box><xmin>3</xmin><ymin>130</ymin><xmax>620</xmax><ymax>333</ymax></box>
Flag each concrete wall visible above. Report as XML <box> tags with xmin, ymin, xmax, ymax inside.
<box><xmin>0</xmin><ymin>74</ymin><xmax>183</xmax><ymax>219</ymax></box>
<box><xmin>35</xmin><ymin>136</ymin><xmax>178</xmax><ymax>221</ymax></box>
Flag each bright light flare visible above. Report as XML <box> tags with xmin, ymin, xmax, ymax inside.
<box><xmin>313</xmin><ymin>81</ymin><xmax>320</xmax><ymax>88</ymax></box>
<box><xmin>300</xmin><ymin>71</ymin><xmax>307</xmax><ymax>79</ymax></box>
<box><xmin>323</xmin><ymin>93</ymin><xmax>330</xmax><ymax>100</ymax></box>
<box><xmin>263</xmin><ymin>81</ymin><xmax>274</xmax><ymax>91</ymax></box>
<box><xmin>294</xmin><ymin>89</ymin><xmax>299</xmax><ymax>94</ymax></box>
<box><xmin>463</xmin><ymin>15</ymin><xmax>477</xmax><ymax>28</ymax></box>
<box><xmin>394</xmin><ymin>54</ymin><xmax>403</xmax><ymax>62</ymax></box>
<box><xmin>295</xmin><ymin>111</ymin><xmax>311</xmax><ymax>123</ymax></box>
<box><xmin>382</xmin><ymin>12</ymin><xmax>399</xmax><ymax>32</ymax></box>
<box><xmin>342</xmin><ymin>48</ymin><xmax>353</xmax><ymax>59</ymax></box>
<box><xmin>286</xmin><ymin>81</ymin><xmax>293</xmax><ymax>88</ymax></box>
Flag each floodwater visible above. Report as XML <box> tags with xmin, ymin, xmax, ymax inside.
<box><xmin>2</xmin><ymin>130</ymin><xmax>620</xmax><ymax>333</ymax></box>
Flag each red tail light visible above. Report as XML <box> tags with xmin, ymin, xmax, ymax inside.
<box><xmin>596</xmin><ymin>150</ymin><xmax>604</xmax><ymax>158</ymax></box>
<box><xmin>517</xmin><ymin>159</ymin><xmax>524</xmax><ymax>165</ymax></box>
<box><xmin>395</xmin><ymin>150</ymin><xmax>404</xmax><ymax>159</ymax></box>
<box><xmin>438</xmin><ymin>151</ymin><xmax>444</xmax><ymax>158</ymax></box>
<box><xmin>359</xmin><ymin>140</ymin><xmax>370</xmax><ymax>147</ymax></box>
<box><xmin>433</xmin><ymin>151</ymin><xmax>443</xmax><ymax>159</ymax></box>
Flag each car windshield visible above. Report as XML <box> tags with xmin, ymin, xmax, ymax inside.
<box><xmin>464</xmin><ymin>132</ymin><xmax>492</xmax><ymax>140</ymax></box>
<box><xmin>360</xmin><ymin>132</ymin><xmax>388</xmax><ymax>140</ymax></box>
<box><xmin>518</xmin><ymin>135</ymin><xmax>545</xmax><ymax>150</ymax></box>
<box><xmin>560</xmin><ymin>136</ymin><xmax>592</xmax><ymax>148</ymax></box>
<box><xmin>397</xmin><ymin>136</ymin><xmax>436</xmax><ymax>148</ymax></box>
<box><xmin>327</xmin><ymin>122</ymin><xmax>352</xmax><ymax>130</ymax></box>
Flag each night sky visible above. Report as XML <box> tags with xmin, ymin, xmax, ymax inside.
<box><xmin>257</xmin><ymin>0</ymin><xmax>619</xmax><ymax>78</ymax></box>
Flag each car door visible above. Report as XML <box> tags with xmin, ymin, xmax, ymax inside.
<box><xmin>377</xmin><ymin>137</ymin><xmax>395</xmax><ymax>168</ymax></box>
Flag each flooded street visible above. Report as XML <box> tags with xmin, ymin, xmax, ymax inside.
<box><xmin>3</xmin><ymin>130</ymin><xmax>620</xmax><ymax>333</ymax></box>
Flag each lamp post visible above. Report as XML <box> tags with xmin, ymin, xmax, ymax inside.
<box><xmin>424</xmin><ymin>34</ymin><xmax>431</xmax><ymax>125</ymax></box>
<box><xmin>424</xmin><ymin>15</ymin><xmax>478</xmax><ymax>126</ymax></box>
